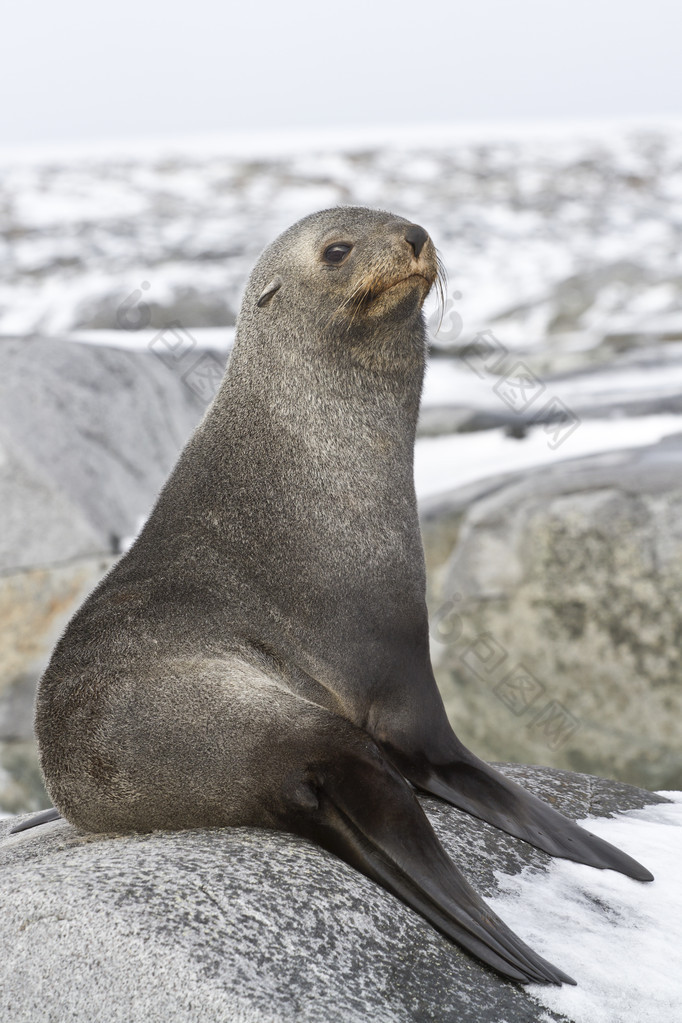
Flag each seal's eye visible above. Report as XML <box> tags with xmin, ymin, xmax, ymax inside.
<box><xmin>323</xmin><ymin>243</ymin><xmax>352</xmax><ymax>265</ymax></box>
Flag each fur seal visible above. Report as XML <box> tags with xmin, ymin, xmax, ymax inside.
<box><xmin>16</xmin><ymin>207</ymin><xmax>651</xmax><ymax>986</ymax></box>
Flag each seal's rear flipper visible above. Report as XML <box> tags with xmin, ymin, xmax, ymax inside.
<box><xmin>9</xmin><ymin>807</ymin><xmax>62</xmax><ymax>834</ymax></box>
<box><xmin>392</xmin><ymin>749</ymin><xmax>653</xmax><ymax>882</ymax></box>
<box><xmin>297</xmin><ymin>750</ymin><xmax>575</xmax><ymax>985</ymax></box>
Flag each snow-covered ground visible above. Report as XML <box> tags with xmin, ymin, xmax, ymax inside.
<box><xmin>4</xmin><ymin>117</ymin><xmax>682</xmax><ymax>504</ymax></box>
<box><xmin>422</xmin><ymin>345</ymin><xmax>682</xmax><ymax>412</ymax></box>
<box><xmin>414</xmin><ymin>414</ymin><xmax>682</xmax><ymax>499</ymax></box>
<box><xmin>2</xmin><ymin>120</ymin><xmax>682</xmax><ymax>345</ymax></box>
<box><xmin>490</xmin><ymin>793</ymin><xmax>682</xmax><ymax>1023</ymax></box>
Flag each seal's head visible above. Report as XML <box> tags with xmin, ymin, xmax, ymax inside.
<box><xmin>241</xmin><ymin>207</ymin><xmax>443</xmax><ymax>351</ymax></box>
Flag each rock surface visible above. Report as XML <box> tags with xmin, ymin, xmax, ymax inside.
<box><xmin>0</xmin><ymin>338</ymin><xmax>216</xmax><ymax>558</ymax></box>
<box><xmin>423</xmin><ymin>434</ymin><xmax>682</xmax><ymax>791</ymax></box>
<box><xmin>72</xmin><ymin>283</ymin><xmax>237</xmax><ymax>331</ymax></box>
<box><xmin>0</xmin><ymin>556</ymin><xmax>115</xmax><ymax>813</ymax></box>
<box><xmin>0</xmin><ymin>765</ymin><xmax>665</xmax><ymax>1023</ymax></box>
<box><xmin>0</xmin><ymin>338</ymin><xmax>214</xmax><ymax>810</ymax></box>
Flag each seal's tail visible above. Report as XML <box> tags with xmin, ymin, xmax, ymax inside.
<box><xmin>386</xmin><ymin>745</ymin><xmax>653</xmax><ymax>882</ymax></box>
<box><xmin>296</xmin><ymin>749</ymin><xmax>576</xmax><ymax>986</ymax></box>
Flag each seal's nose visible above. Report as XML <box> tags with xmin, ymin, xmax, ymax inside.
<box><xmin>405</xmin><ymin>224</ymin><xmax>429</xmax><ymax>259</ymax></box>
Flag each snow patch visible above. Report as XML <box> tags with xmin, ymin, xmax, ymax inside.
<box><xmin>489</xmin><ymin>794</ymin><xmax>682</xmax><ymax>1023</ymax></box>
<box><xmin>414</xmin><ymin>415</ymin><xmax>682</xmax><ymax>499</ymax></box>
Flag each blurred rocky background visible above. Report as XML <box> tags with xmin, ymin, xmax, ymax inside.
<box><xmin>2</xmin><ymin>123</ymin><xmax>682</xmax><ymax>814</ymax></box>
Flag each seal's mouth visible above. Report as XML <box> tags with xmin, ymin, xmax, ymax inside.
<box><xmin>375</xmin><ymin>272</ymin><xmax>434</xmax><ymax>297</ymax></box>
<box><xmin>356</xmin><ymin>271</ymin><xmax>437</xmax><ymax>308</ymax></box>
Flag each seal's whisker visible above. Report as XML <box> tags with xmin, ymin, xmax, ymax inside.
<box><xmin>434</xmin><ymin>254</ymin><xmax>448</xmax><ymax>333</ymax></box>
<box><xmin>339</xmin><ymin>269</ymin><xmax>382</xmax><ymax>332</ymax></box>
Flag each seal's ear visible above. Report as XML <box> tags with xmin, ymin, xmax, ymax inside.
<box><xmin>257</xmin><ymin>277</ymin><xmax>282</xmax><ymax>308</ymax></box>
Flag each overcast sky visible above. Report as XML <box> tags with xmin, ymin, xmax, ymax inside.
<box><xmin>1</xmin><ymin>0</ymin><xmax>680</xmax><ymax>148</ymax></box>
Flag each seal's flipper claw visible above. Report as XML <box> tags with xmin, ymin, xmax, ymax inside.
<box><xmin>400</xmin><ymin>751</ymin><xmax>653</xmax><ymax>882</ymax></box>
<box><xmin>298</xmin><ymin>751</ymin><xmax>575</xmax><ymax>986</ymax></box>
<box><xmin>8</xmin><ymin>807</ymin><xmax>62</xmax><ymax>834</ymax></box>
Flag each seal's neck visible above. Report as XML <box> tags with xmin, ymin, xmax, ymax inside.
<box><xmin>148</xmin><ymin>313</ymin><xmax>432</xmax><ymax>704</ymax></box>
<box><xmin>221</xmin><ymin>312</ymin><xmax>427</xmax><ymax>472</ymax></box>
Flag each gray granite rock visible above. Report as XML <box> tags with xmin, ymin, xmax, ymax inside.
<box><xmin>0</xmin><ymin>765</ymin><xmax>664</xmax><ymax>1023</ymax></box>
<box><xmin>72</xmin><ymin>285</ymin><xmax>237</xmax><ymax>330</ymax></box>
<box><xmin>0</xmin><ymin>739</ymin><xmax>49</xmax><ymax>815</ymax></box>
<box><xmin>0</xmin><ymin>338</ymin><xmax>216</xmax><ymax>811</ymax></box>
<box><xmin>0</xmin><ymin>337</ymin><xmax>218</xmax><ymax>557</ymax></box>
<box><xmin>0</xmin><ymin>429</ymin><xmax>103</xmax><ymax>573</ymax></box>
<box><xmin>0</xmin><ymin>556</ymin><xmax>116</xmax><ymax>813</ymax></box>
<box><xmin>0</xmin><ymin>558</ymin><xmax>115</xmax><ymax>733</ymax></box>
<box><xmin>423</xmin><ymin>434</ymin><xmax>682</xmax><ymax>791</ymax></box>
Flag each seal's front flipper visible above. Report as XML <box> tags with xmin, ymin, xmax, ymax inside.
<box><xmin>390</xmin><ymin>747</ymin><xmax>653</xmax><ymax>882</ymax></box>
<box><xmin>295</xmin><ymin>748</ymin><xmax>575</xmax><ymax>985</ymax></box>
<box><xmin>8</xmin><ymin>807</ymin><xmax>62</xmax><ymax>834</ymax></box>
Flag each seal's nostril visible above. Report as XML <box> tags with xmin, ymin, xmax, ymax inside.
<box><xmin>405</xmin><ymin>224</ymin><xmax>428</xmax><ymax>259</ymax></box>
